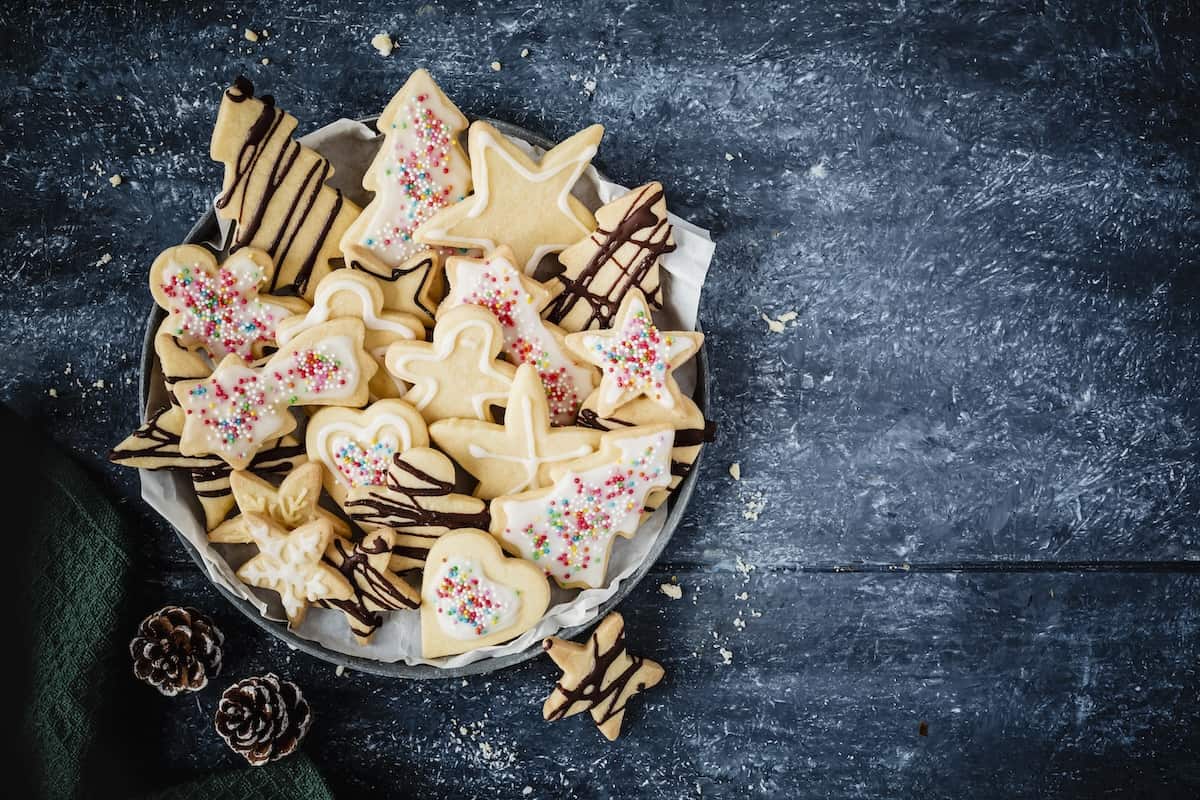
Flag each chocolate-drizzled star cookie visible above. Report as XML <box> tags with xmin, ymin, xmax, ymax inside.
<box><xmin>545</xmin><ymin>182</ymin><xmax>676</xmax><ymax>332</ymax></box>
<box><xmin>320</xmin><ymin>528</ymin><xmax>420</xmax><ymax>644</ymax></box>
<box><xmin>384</xmin><ymin>304</ymin><xmax>516</xmax><ymax>425</ymax></box>
<box><xmin>542</xmin><ymin>612</ymin><xmax>664</xmax><ymax>741</ymax></box>
<box><xmin>430</xmin><ymin>364</ymin><xmax>600</xmax><ymax>500</ymax></box>
<box><xmin>340</xmin><ymin>69</ymin><xmax>471</xmax><ymax>326</ymax></box>
<box><xmin>109</xmin><ymin>405</ymin><xmax>306</xmax><ymax>531</ymax></box>
<box><xmin>154</xmin><ymin>318</ymin><xmax>214</xmax><ymax>397</ymax></box>
<box><xmin>564</xmin><ymin>289</ymin><xmax>702</xmax><ymax>418</ymax></box>
<box><xmin>236</xmin><ymin>514</ymin><xmax>354</xmax><ymax>628</ymax></box>
<box><xmin>416</xmin><ymin>120</ymin><xmax>604</xmax><ymax>275</ymax></box>
<box><xmin>211</xmin><ymin>77</ymin><xmax>362</xmax><ymax>300</ymax></box>
<box><xmin>345</xmin><ymin>447</ymin><xmax>490</xmax><ymax>572</ymax></box>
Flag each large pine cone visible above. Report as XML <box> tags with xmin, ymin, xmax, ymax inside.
<box><xmin>130</xmin><ymin>605</ymin><xmax>224</xmax><ymax>696</ymax></box>
<box><xmin>214</xmin><ymin>673</ymin><xmax>312</xmax><ymax>766</ymax></box>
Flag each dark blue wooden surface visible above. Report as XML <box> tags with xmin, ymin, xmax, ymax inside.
<box><xmin>3</xmin><ymin>1</ymin><xmax>1199</xmax><ymax>797</ymax></box>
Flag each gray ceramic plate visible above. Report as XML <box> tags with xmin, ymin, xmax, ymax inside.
<box><xmin>138</xmin><ymin>118</ymin><xmax>709</xmax><ymax>678</ymax></box>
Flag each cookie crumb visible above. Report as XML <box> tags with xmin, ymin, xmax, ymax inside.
<box><xmin>583</xmin><ymin>77</ymin><xmax>597</xmax><ymax>95</ymax></box>
<box><xmin>490</xmin><ymin>60</ymin><xmax>502</xmax><ymax>71</ymax></box>
<box><xmin>95</xmin><ymin>253</ymin><xmax>112</xmax><ymax>267</ymax></box>
<box><xmin>520</xmin><ymin>48</ymin><xmax>530</xmax><ymax>58</ymax></box>
<box><xmin>750</xmin><ymin>608</ymin><xmax>762</xmax><ymax>618</ymax></box>
<box><xmin>735</xmin><ymin>555</ymin><xmax>756</xmax><ymax>577</ymax></box>
<box><xmin>732</xmin><ymin>616</ymin><xmax>745</xmax><ymax>630</ymax></box>
<box><xmin>660</xmin><ymin>583</ymin><xmax>683</xmax><ymax>600</ymax></box>
<box><xmin>801</xmin><ymin>373</ymin><xmax>815</xmax><ymax>390</ymax></box>
<box><xmin>243</xmin><ymin>28</ymin><xmax>259</xmax><ymax>43</ymax></box>
<box><xmin>48</xmin><ymin>388</ymin><xmax>58</xmax><ymax>398</ymax></box>
<box><xmin>724</xmin><ymin>152</ymin><xmax>734</xmax><ymax>161</ymax></box>
<box><xmin>778</xmin><ymin>310</ymin><xmax>798</xmax><ymax>323</ymax></box>
<box><xmin>334</xmin><ymin>665</ymin><xmax>345</xmax><ymax>677</ymax></box>
<box><xmin>523</xmin><ymin>788</ymin><xmax>533</xmax><ymax>797</ymax></box>
<box><xmin>809</xmin><ymin>162</ymin><xmax>828</xmax><ymax>179</ymax></box>
<box><xmin>716</xmin><ymin>646</ymin><xmax>733</xmax><ymax>665</ymax></box>
<box><xmin>64</xmin><ymin>363</ymin><xmax>72</xmax><ymax>375</ymax></box>
<box><xmin>728</xmin><ymin>462</ymin><xmax>741</xmax><ymax>481</ymax></box>
<box><xmin>760</xmin><ymin>312</ymin><xmax>784</xmax><ymax>333</ymax></box>
<box><xmin>93</xmin><ymin>379</ymin><xmax>106</xmax><ymax>389</ymax></box>
<box><xmin>734</xmin><ymin>591</ymin><xmax>748</xmax><ymax>600</ymax></box>
<box><xmin>479</xmin><ymin>742</ymin><xmax>493</xmax><ymax>759</ymax></box>
<box><xmin>371</xmin><ymin>32</ymin><xmax>394</xmax><ymax>57</ymax></box>
<box><xmin>742</xmin><ymin>493</ymin><xmax>765</xmax><ymax>521</ymax></box>
<box><xmin>261</xmin><ymin>57</ymin><xmax>270</xmax><ymax>65</ymax></box>
<box><xmin>108</xmin><ymin>174</ymin><xmax>123</xmax><ymax>187</ymax></box>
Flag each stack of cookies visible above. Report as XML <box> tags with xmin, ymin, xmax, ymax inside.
<box><xmin>112</xmin><ymin>70</ymin><xmax>711</xmax><ymax>660</ymax></box>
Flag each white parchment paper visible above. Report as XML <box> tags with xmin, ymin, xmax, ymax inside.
<box><xmin>139</xmin><ymin>117</ymin><xmax>714</xmax><ymax>668</ymax></box>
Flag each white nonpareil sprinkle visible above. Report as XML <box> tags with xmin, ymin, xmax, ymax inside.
<box><xmin>371</xmin><ymin>32</ymin><xmax>394</xmax><ymax>57</ymax></box>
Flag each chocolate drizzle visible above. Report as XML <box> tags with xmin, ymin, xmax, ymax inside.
<box><xmin>346</xmin><ymin>453</ymin><xmax>490</xmax><ymax>539</ymax></box>
<box><xmin>320</xmin><ymin>533</ymin><xmax>419</xmax><ymax>639</ymax></box>
<box><xmin>544</xmin><ymin>628</ymin><xmax>654</xmax><ymax>725</ymax></box>
<box><xmin>215</xmin><ymin>77</ymin><xmax>347</xmax><ymax>297</ymax></box>
<box><xmin>349</xmin><ymin>254</ymin><xmax>438</xmax><ymax>322</ymax></box>
<box><xmin>545</xmin><ymin>184</ymin><xmax>675</xmax><ymax>330</ymax></box>
<box><xmin>575</xmin><ymin>408</ymin><xmax>715</xmax><ymax>482</ymax></box>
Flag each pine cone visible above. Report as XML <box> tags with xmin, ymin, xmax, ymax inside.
<box><xmin>214</xmin><ymin>673</ymin><xmax>312</xmax><ymax>766</ymax></box>
<box><xmin>130</xmin><ymin>605</ymin><xmax>224</xmax><ymax>696</ymax></box>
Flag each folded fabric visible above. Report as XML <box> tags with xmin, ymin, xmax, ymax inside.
<box><xmin>11</xmin><ymin>405</ymin><xmax>334</xmax><ymax>800</ymax></box>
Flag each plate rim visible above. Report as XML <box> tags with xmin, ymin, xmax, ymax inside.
<box><xmin>138</xmin><ymin>117</ymin><xmax>710</xmax><ymax>679</ymax></box>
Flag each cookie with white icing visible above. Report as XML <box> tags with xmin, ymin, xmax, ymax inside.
<box><xmin>420</xmin><ymin>529</ymin><xmax>549</xmax><ymax>659</ymax></box>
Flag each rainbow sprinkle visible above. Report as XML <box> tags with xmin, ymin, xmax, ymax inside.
<box><xmin>159</xmin><ymin>259</ymin><xmax>280</xmax><ymax>359</ymax></box>
<box><xmin>593</xmin><ymin>309</ymin><xmax>671</xmax><ymax>402</ymax></box>
<box><xmin>435</xmin><ymin>562</ymin><xmax>511</xmax><ymax>636</ymax></box>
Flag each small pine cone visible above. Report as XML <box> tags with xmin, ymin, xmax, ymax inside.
<box><xmin>214</xmin><ymin>673</ymin><xmax>312</xmax><ymax>766</ymax></box>
<box><xmin>130</xmin><ymin>605</ymin><xmax>224</xmax><ymax>696</ymax></box>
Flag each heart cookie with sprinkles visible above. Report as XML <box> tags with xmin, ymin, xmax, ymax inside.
<box><xmin>420</xmin><ymin>529</ymin><xmax>550</xmax><ymax>659</ymax></box>
<box><xmin>305</xmin><ymin>398</ymin><xmax>429</xmax><ymax>506</ymax></box>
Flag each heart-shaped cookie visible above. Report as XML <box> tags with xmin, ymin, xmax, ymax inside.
<box><xmin>305</xmin><ymin>399</ymin><xmax>429</xmax><ymax>506</ymax></box>
<box><xmin>420</xmin><ymin>529</ymin><xmax>550</xmax><ymax>659</ymax></box>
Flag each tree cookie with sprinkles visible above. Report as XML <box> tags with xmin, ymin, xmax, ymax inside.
<box><xmin>211</xmin><ymin>77</ymin><xmax>362</xmax><ymax>301</ymax></box>
<box><xmin>340</xmin><ymin>69</ymin><xmax>471</xmax><ymax>326</ymax></box>
<box><xmin>542</xmin><ymin>611</ymin><xmax>665</xmax><ymax>741</ymax></box>
<box><xmin>489</xmin><ymin>424</ymin><xmax>675</xmax><ymax>589</ymax></box>
<box><xmin>420</xmin><ymin>529</ymin><xmax>550</xmax><ymax>659</ymax></box>
<box><xmin>304</xmin><ymin>398</ymin><xmax>429</xmax><ymax>507</ymax></box>
<box><xmin>545</xmin><ymin>182</ymin><xmax>675</xmax><ymax>333</ymax></box>
<box><xmin>440</xmin><ymin>246</ymin><xmax>596</xmax><ymax>425</ymax></box>
<box><xmin>149</xmin><ymin>244</ymin><xmax>309</xmax><ymax>362</ymax></box>
<box><xmin>276</xmin><ymin>269</ymin><xmax>424</xmax><ymax>401</ymax></box>
<box><xmin>429</xmin><ymin>364</ymin><xmax>600</xmax><ymax>500</ymax></box>
<box><xmin>564</xmin><ymin>289</ymin><xmax>702</xmax><ymax>418</ymax></box>
<box><xmin>416</xmin><ymin>120</ymin><xmax>603</xmax><ymax>275</ymax></box>
<box><xmin>174</xmin><ymin>319</ymin><xmax>377</xmax><ymax>470</ymax></box>
<box><xmin>345</xmin><ymin>447</ymin><xmax>491</xmax><ymax>572</ymax></box>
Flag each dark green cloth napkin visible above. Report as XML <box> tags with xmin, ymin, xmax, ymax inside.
<box><xmin>12</xmin><ymin>407</ymin><xmax>334</xmax><ymax>800</ymax></box>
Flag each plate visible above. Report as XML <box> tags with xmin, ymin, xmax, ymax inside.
<box><xmin>137</xmin><ymin>118</ymin><xmax>709</xmax><ymax>678</ymax></box>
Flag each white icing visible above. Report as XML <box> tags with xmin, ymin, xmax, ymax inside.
<box><xmin>431</xmin><ymin>557</ymin><xmax>520</xmax><ymax>640</ymax></box>
<box><xmin>442</xmin><ymin>253</ymin><xmax>592</xmax><ymax>425</ymax></box>
<box><xmin>464</xmin><ymin>393</ymin><xmax>594</xmax><ymax>495</ymax></box>
<box><xmin>178</xmin><ymin>362</ymin><xmax>293</xmax><ymax>462</ymax></box>
<box><xmin>242</xmin><ymin>517</ymin><xmax>336</xmax><ymax>621</ymax></box>
<box><xmin>312</xmin><ymin>414</ymin><xmax>418</xmax><ymax>491</ymax></box>
<box><xmin>274</xmin><ymin>335</ymin><xmax>363</xmax><ymax>404</ymax></box>
<box><xmin>582</xmin><ymin>294</ymin><xmax>691</xmax><ymax>410</ymax></box>
<box><xmin>496</xmin><ymin>429</ymin><xmax>673</xmax><ymax>588</ymax></box>
<box><xmin>389</xmin><ymin>317</ymin><xmax>514</xmax><ymax>418</ymax></box>
<box><xmin>276</xmin><ymin>275</ymin><xmax>417</xmax><ymax>345</ymax></box>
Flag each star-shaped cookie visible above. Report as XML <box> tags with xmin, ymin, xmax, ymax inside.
<box><xmin>416</xmin><ymin>121</ymin><xmax>604</xmax><ymax>274</ymax></box>
<box><xmin>545</xmin><ymin>182</ymin><xmax>675</xmax><ymax>332</ymax></box>
<box><xmin>429</xmin><ymin>364</ymin><xmax>600</xmax><ymax>499</ymax></box>
<box><xmin>542</xmin><ymin>612</ymin><xmax>665</xmax><ymax>741</ymax></box>
<box><xmin>236</xmin><ymin>513</ymin><xmax>354</xmax><ymax>627</ymax></box>
<box><xmin>564</xmin><ymin>289</ymin><xmax>702</xmax><ymax>418</ymax></box>
<box><xmin>384</xmin><ymin>304</ymin><xmax>516</xmax><ymax>424</ymax></box>
<box><xmin>208</xmin><ymin>462</ymin><xmax>349</xmax><ymax>544</ymax></box>
<box><xmin>320</xmin><ymin>528</ymin><xmax>420</xmax><ymax>644</ymax></box>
